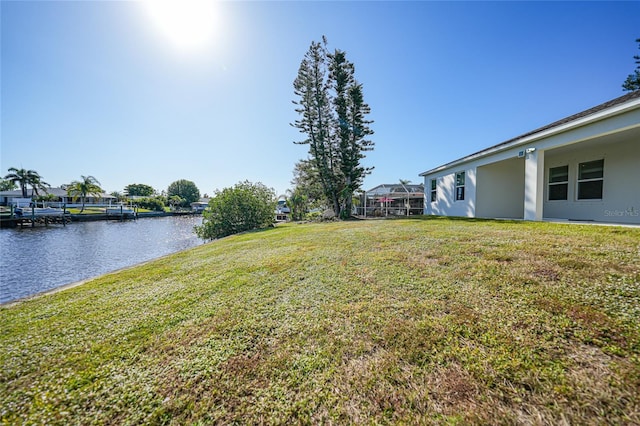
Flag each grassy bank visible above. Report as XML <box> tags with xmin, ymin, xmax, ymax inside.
<box><xmin>1</xmin><ymin>218</ymin><xmax>639</xmax><ymax>424</ymax></box>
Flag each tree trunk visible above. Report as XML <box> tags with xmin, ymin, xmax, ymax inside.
<box><xmin>344</xmin><ymin>192</ymin><xmax>353</xmax><ymax>218</ymax></box>
<box><xmin>332</xmin><ymin>194</ymin><xmax>341</xmax><ymax>218</ymax></box>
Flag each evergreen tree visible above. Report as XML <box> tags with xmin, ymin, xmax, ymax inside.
<box><xmin>292</xmin><ymin>38</ymin><xmax>374</xmax><ymax>218</ymax></box>
<box><xmin>622</xmin><ymin>38</ymin><xmax>640</xmax><ymax>92</ymax></box>
<box><xmin>293</xmin><ymin>38</ymin><xmax>342</xmax><ymax>216</ymax></box>
<box><xmin>329</xmin><ymin>49</ymin><xmax>374</xmax><ymax>217</ymax></box>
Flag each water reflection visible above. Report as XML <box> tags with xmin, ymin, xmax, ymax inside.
<box><xmin>0</xmin><ymin>215</ymin><xmax>203</xmax><ymax>303</ymax></box>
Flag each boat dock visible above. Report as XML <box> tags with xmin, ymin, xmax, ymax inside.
<box><xmin>1</xmin><ymin>206</ymin><xmax>71</xmax><ymax>228</ymax></box>
<box><xmin>106</xmin><ymin>205</ymin><xmax>138</xmax><ymax>221</ymax></box>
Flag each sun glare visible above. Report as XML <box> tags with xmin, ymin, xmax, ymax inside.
<box><xmin>144</xmin><ymin>0</ymin><xmax>217</xmax><ymax>51</ymax></box>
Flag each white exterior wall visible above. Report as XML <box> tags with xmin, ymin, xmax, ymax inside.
<box><xmin>421</xmin><ymin>97</ymin><xmax>640</xmax><ymax>223</ymax></box>
<box><xmin>544</xmin><ymin>137</ymin><xmax>640</xmax><ymax>224</ymax></box>
<box><xmin>425</xmin><ymin>168</ymin><xmax>476</xmax><ymax>217</ymax></box>
<box><xmin>476</xmin><ymin>158</ymin><xmax>524</xmax><ymax>219</ymax></box>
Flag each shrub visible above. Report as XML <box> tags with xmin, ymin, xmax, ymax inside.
<box><xmin>195</xmin><ymin>181</ymin><xmax>276</xmax><ymax>240</ymax></box>
<box><xmin>134</xmin><ymin>197</ymin><xmax>165</xmax><ymax>212</ymax></box>
<box><xmin>304</xmin><ymin>210</ymin><xmax>323</xmax><ymax>221</ymax></box>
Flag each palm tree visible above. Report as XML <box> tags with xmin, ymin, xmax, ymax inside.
<box><xmin>3</xmin><ymin>167</ymin><xmax>49</xmax><ymax>198</ymax></box>
<box><xmin>28</xmin><ymin>174</ymin><xmax>50</xmax><ymax>197</ymax></box>
<box><xmin>66</xmin><ymin>175</ymin><xmax>103</xmax><ymax>212</ymax></box>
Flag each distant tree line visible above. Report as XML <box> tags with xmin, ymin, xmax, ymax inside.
<box><xmin>2</xmin><ymin>167</ymin><xmax>202</xmax><ymax>212</ymax></box>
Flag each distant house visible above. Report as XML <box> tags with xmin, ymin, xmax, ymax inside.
<box><xmin>362</xmin><ymin>183</ymin><xmax>424</xmax><ymax>217</ymax></box>
<box><xmin>420</xmin><ymin>91</ymin><xmax>640</xmax><ymax>225</ymax></box>
<box><xmin>191</xmin><ymin>199</ymin><xmax>210</xmax><ymax>213</ymax></box>
<box><xmin>275</xmin><ymin>197</ymin><xmax>290</xmax><ymax>222</ymax></box>
<box><xmin>0</xmin><ymin>188</ymin><xmax>116</xmax><ymax>207</ymax></box>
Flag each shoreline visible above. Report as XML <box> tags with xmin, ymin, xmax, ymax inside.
<box><xmin>1</xmin><ymin>239</ymin><xmax>207</xmax><ymax>309</ymax></box>
<box><xmin>1</xmin><ymin>210</ymin><xmax>199</xmax><ymax>227</ymax></box>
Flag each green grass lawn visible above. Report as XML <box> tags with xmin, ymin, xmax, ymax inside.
<box><xmin>65</xmin><ymin>207</ymin><xmax>107</xmax><ymax>214</ymax></box>
<box><xmin>1</xmin><ymin>217</ymin><xmax>639</xmax><ymax>424</ymax></box>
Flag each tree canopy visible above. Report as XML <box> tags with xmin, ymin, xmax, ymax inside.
<box><xmin>167</xmin><ymin>179</ymin><xmax>200</xmax><ymax>207</ymax></box>
<box><xmin>291</xmin><ymin>159</ymin><xmax>326</xmax><ymax>208</ymax></box>
<box><xmin>622</xmin><ymin>38</ymin><xmax>640</xmax><ymax>92</ymax></box>
<box><xmin>292</xmin><ymin>37</ymin><xmax>374</xmax><ymax>219</ymax></box>
<box><xmin>124</xmin><ymin>183</ymin><xmax>155</xmax><ymax>197</ymax></box>
<box><xmin>195</xmin><ymin>181</ymin><xmax>276</xmax><ymax>240</ymax></box>
<box><xmin>0</xmin><ymin>178</ymin><xmax>18</xmax><ymax>192</ymax></box>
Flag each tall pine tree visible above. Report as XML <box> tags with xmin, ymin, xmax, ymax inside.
<box><xmin>330</xmin><ymin>49</ymin><xmax>374</xmax><ymax>218</ymax></box>
<box><xmin>622</xmin><ymin>38</ymin><xmax>640</xmax><ymax>92</ymax></box>
<box><xmin>293</xmin><ymin>39</ymin><xmax>341</xmax><ymax>215</ymax></box>
<box><xmin>292</xmin><ymin>38</ymin><xmax>374</xmax><ymax>218</ymax></box>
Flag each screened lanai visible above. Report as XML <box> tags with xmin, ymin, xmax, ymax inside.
<box><xmin>358</xmin><ymin>184</ymin><xmax>424</xmax><ymax>217</ymax></box>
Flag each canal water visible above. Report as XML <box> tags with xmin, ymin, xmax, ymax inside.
<box><xmin>0</xmin><ymin>215</ymin><xmax>204</xmax><ymax>304</ymax></box>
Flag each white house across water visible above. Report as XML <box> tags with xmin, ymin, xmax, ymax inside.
<box><xmin>0</xmin><ymin>188</ymin><xmax>116</xmax><ymax>208</ymax></box>
<box><xmin>420</xmin><ymin>91</ymin><xmax>640</xmax><ymax>225</ymax></box>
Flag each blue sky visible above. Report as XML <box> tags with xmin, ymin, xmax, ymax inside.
<box><xmin>2</xmin><ymin>1</ymin><xmax>638</xmax><ymax>197</ymax></box>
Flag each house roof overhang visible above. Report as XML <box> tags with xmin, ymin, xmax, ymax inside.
<box><xmin>419</xmin><ymin>91</ymin><xmax>640</xmax><ymax>177</ymax></box>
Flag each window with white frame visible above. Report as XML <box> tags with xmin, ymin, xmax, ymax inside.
<box><xmin>577</xmin><ymin>159</ymin><xmax>604</xmax><ymax>200</ymax></box>
<box><xmin>430</xmin><ymin>179</ymin><xmax>437</xmax><ymax>202</ymax></box>
<box><xmin>455</xmin><ymin>171</ymin><xmax>465</xmax><ymax>201</ymax></box>
<box><xmin>548</xmin><ymin>165</ymin><xmax>568</xmax><ymax>201</ymax></box>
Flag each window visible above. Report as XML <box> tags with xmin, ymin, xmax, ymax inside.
<box><xmin>455</xmin><ymin>171</ymin><xmax>465</xmax><ymax>201</ymax></box>
<box><xmin>548</xmin><ymin>165</ymin><xmax>568</xmax><ymax>200</ymax></box>
<box><xmin>577</xmin><ymin>159</ymin><xmax>604</xmax><ymax>200</ymax></box>
<box><xmin>430</xmin><ymin>179</ymin><xmax>437</xmax><ymax>202</ymax></box>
